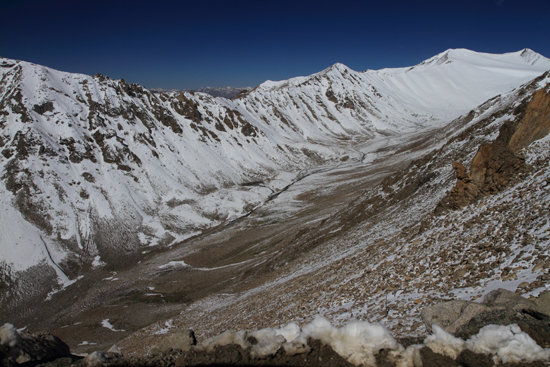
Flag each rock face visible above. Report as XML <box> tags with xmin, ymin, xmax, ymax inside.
<box><xmin>438</xmin><ymin>161</ymin><xmax>481</xmax><ymax>210</ymax></box>
<box><xmin>421</xmin><ymin>289</ymin><xmax>550</xmax><ymax>347</ymax></box>
<box><xmin>509</xmin><ymin>89</ymin><xmax>550</xmax><ymax>152</ymax></box>
<box><xmin>437</xmin><ymin>83</ymin><xmax>550</xmax><ymax>212</ymax></box>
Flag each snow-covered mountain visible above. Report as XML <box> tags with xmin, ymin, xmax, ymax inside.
<box><xmin>233</xmin><ymin>48</ymin><xmax>550</xmax><ymax>139</ymax></box>
<box><xmin>0</xmin><ymin>48</ymin><xmax>549</xmax><ymax>308</ymax></box>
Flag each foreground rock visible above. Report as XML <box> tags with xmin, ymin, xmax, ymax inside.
<box><xmin>5</xmin><ymin>315</ymin><xmax>550</xmax><ymax>367</ymax></box>
<box><xmin>42</xmin><ymin>336</ymin><xmax>550</xmax><ymax>367</ymax></box>
<box><xmin>421</xmin><ymin>288</ymin><xmax>550</xmax><ymax>347</ymax></box>
<box><xmin>150</xmin><ymin>331</ymin><xmax>196</xmax><ymax>356</ymax></box>
<box><xmin>0</xmin><ymin>324</ymin><xmax>73</xmax><ymax>366</ymax></box>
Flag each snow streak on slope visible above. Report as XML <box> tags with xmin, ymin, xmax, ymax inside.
<box><xmin>0</xmin><ymin>49</ymin><xmax>549</xmax><ymax>301</ymax></box>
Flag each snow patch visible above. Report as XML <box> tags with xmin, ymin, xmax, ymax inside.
<box><xmin>466</xmin><ymin>324</ymin><xmax>550</xmax><ymax>364</ymax></box>
<box><xmin>158</xmin><ymin>260</ymin><xmax>189</xmax><ymax>269</ymax></box>
<box><xmin>153</xmin><ymin>320</ymin><xmax>174</xmax><ymax>335</ymax></box>
<box><xmin>101</xmin><ymin>319</ymin><xmax>124</xmax><ymax>332</ymax></box>
<box><xmin>0</xmin><ymin>323</ymin><xmax>21</xmax><ymax>347</ymax></box>
<box><xmin>301</xmin><ymin>316</ymin><xmax>398</xmax><ymax>366</ymax></box>
<box><xmin>425</xmin><ymin>323</ymin><xmax>550</xmax><ymax>364</ymax></box>
<box><xmin>424</xmin><ymin>324</ymin><xmax>465</xmax><ymax>359</ymax></box>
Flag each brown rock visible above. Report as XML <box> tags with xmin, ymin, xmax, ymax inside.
<box><xmin>421</xmin><ymin>300</ymin><xmax>490</xmax><ymax>334</ymax></box>
<box><xmin>509</xmin><ymin>89</ymin><xmax>550</xmax><ymax>152</ymax></box>
<box><xmin>483</xmin><ymin>288</ymin><xmax>536</xmax><ymax>310</ymax></box>
<box><xmin>456</xmin><ymin>349</ymin><xmax>494</xmax><ymax>367</ymax></box>
<box><xmin>455</xmin><ymin>268</ymin><xmax>468</xmax><ymax>278</ymax></box>
<box><xmin>534</xmin><ymin>291</ymin><xmax>550</xmax><ymax>317</ymax></box>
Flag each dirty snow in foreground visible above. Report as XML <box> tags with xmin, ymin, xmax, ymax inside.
<box><xmin>196</xmin><ymin>316</ymin><xmax>550</xmax><ymax>366</ymax></box>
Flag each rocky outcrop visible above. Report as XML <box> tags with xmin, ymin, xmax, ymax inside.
<box><xmin>509</xmin><ymin>89</ymin><xmax>550</xmax><ymax>152</ymax></box>
<box><xmin>437</xmin><ymin>87</ymin><xmax>550</xmax><ymax>212</ymax></box>
<box><xmin>436</xmin><ymin>161</ymin><xmax>481</xmax><ymax>210</ymax></box>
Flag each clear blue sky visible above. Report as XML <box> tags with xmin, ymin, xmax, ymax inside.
<box><xmin>1</xmin><ymin>0</ymin><xmax>549</xmax><ymax>90</ymax></box>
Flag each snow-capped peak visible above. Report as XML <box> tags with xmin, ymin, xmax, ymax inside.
<box><xmin>413</xmin><ymin>48</ymin><xmax>550</xmax><ymax>71</ymax></box>
<box><xmin>417</xmin><ymin>50</ymin><xmax>453</xmax><ymax>66</ymax></box>
<box><xmin>322</xmin><ymin>62</ymin><xmax>351</xmax><ymax>74</ymax></box>
<box><xmin>518</xmin><ymin>48</ymin><xmax>546</xmax><ymax>65</ymax></box>
<box><xmin>255</xmin><ymin>63</ymin><xmax>352</xmax><ymax>92</ymax></box>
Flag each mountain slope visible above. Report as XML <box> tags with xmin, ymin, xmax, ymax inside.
<box><xmin>115</xmin><ymin>71</ymin><xmax>550</xmax><ymax>354</ymax></box>
<box><xmin>0</xmin><ymin>49</ymin><xmax>549</xmax><ymax>316</ymax></box>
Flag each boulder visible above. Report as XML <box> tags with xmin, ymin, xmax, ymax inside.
<box><xmin>150</xmin><ymin>330</ymin><xmax>196</xmax><ymax>355</ymax></box>
<box><xmin>15</xmin><ymin>332</ymin><xmax>72</xmax><ymax>364</ymax></box>
<box><xmin>533</xmin><ymin>290</ymin><xmax>550</xmax><ymax>316</ymax></box>
<box><xmin>482</xmin><ymin>288</ymin><xmax>537</xmax><ymax>310</ymax></box>
<box><xmin>421</xmin><ymin>300</ymin><xmax>491</xmax><ymax>334</ymax></box>
<box><xmin>421</xmin><ymin>289</ymin><xmax>550</xmax><ymax>347</ymax></box>
<box><xmin>0</xmin><ymin>325</ymin><xmax>72</xmax><ymax>366</ymax></box>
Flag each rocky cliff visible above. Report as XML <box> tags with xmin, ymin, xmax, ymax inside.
<box><xmin>438</xmin><ymin>74</ymin><xmax>550</xmax><ymax>212</ymax></box>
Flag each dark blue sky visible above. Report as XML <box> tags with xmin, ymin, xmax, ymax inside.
<box><xmin>1</xmin><ymin>0</ymin><xmax>549</xmax><ymax>89</ymax></box>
